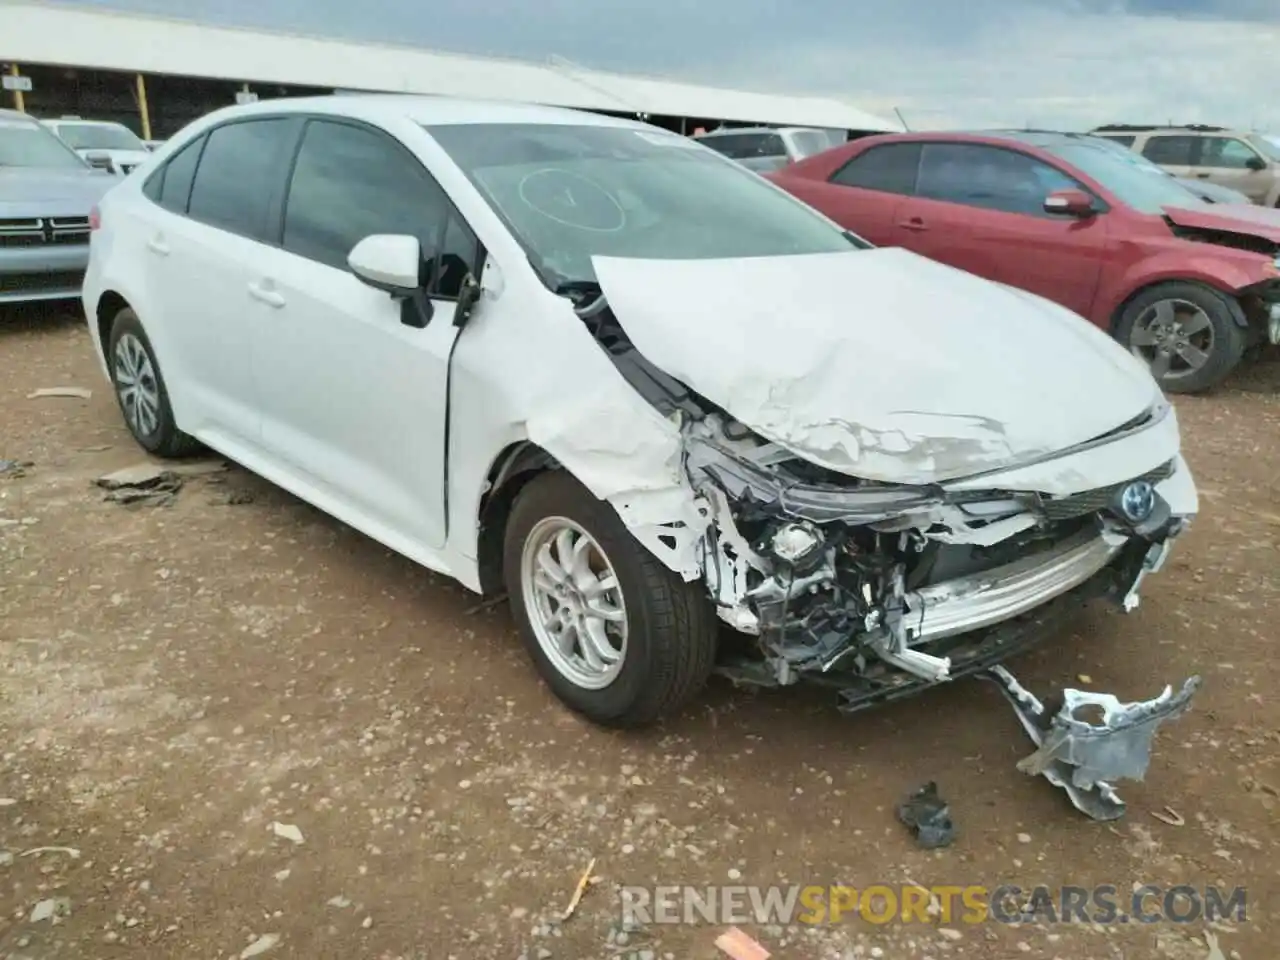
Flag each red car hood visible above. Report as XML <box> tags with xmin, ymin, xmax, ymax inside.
<box><xmin>1162</xmin><ymin>203</ymin><xmax>1280</xmax><ymax>244</ymax></box>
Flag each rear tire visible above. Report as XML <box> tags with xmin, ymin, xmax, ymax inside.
<box><xmin>107</xmin><ymin>308</ymin><xmax>202</xmax><ymax>458</ymax></box>
<box><xmin>1114</xmin><ymin>281</ymin><xmax>1245</xmax><ymax>394</ymax></box>
<box><xmin>502</xmin><ymin>471</ymin><xmax>718</xmax><ymax>728</ymax></box>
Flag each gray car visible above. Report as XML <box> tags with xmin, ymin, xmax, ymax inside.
<box><xmin>1</xmin><ymin>108</ymin><xmax>119</xmax><ymax>305</ymax></box>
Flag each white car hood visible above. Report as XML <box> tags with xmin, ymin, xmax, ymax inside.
<box><xmin>592</xmin><ymin>247</ymin><xmax>1160</xmax><ymax>485</ymax></box>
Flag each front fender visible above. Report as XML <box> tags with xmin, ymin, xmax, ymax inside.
<box><xmin>1098</xmin><ymin>250</ymin><xmax>1275</xmax><ymax>330</ymax></box>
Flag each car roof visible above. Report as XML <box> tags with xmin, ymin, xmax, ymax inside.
<box><xmin>45</xmin><ymin>118</ymin><xmax>127</xmax><ymax>126</ymax></box>
<box><xmin>199</xmin><ymin>94</ymin><xmax>649</xmax><ymax>130</ymax></box>
<box><xmin>0</xmin><ymin>107</ymin><xmax>39</xmax><ymax>124</ymax></box>
<box><xmin>697</xmin><ymin>126</ymin><xmax>812</xmax><ymax>136</ymax></box>
<box><xmin>1090</xmin><ymin>124</ymin><xmax>1234</xmax><ymax>135</ymax></box>
<box><xmin>839</xmin><ymin>129</ymin><xmax>1087</xmax><ymax>150</ymax></box>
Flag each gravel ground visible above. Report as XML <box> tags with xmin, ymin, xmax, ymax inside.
<box><xmin>1</xmin><ymin>306</ymin><xmax>1276</xmax><ymax>960</ymax></box>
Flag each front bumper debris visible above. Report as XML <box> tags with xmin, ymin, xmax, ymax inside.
<box><xmin>985</xmin><ymin>666</ymin><xmax>1201</xmax><ymax>820</ymax></box>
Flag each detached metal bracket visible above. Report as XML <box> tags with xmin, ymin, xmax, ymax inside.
<box><xmin>984</xmin><ymin>666</ymin><xmax>1202</xmax><ymax>821</ymax></box>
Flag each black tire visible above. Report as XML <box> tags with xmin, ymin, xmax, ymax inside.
<box><xmin>106</xmin><ymin>308</ymin><xmax>202</xmax><ymax>458</ymax></box>
<box><xmin>502</xmin><ymin>470</ymin><xmax>718</xmax><ymax>728</ymax></box>
<box><xmin>1113</xmin><ymin>281</ymin><xmax>1245</xmax><ymax>394</ymax></box>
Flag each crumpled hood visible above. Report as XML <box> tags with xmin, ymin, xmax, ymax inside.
<box><xmin>592</xmin><ymin>247</ymin><xmax>1160</xmax><ymax>485</ymax></box>
<box><xmin>0</xmin><ymin>167</ymin><xmax>117</xmax><ymax>219</ymax></box>
<box><xmin>1162</xmin><ymin>202</ymin><xmax>1280</xmax><ymax>243</ymax></box>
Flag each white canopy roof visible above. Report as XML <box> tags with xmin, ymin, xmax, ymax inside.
<box><xmin>0</xmin><ymin>1</ymin><xmax>899</xmax><ymax>132</ymax></box>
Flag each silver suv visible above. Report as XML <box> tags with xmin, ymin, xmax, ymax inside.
<box><xmin>1090</xmin><ymin>124</ymin><xmax>1280</xmax><ymax>206</ymax></box>
<box><xmin>0</xmin><ymin>109</ymin><xmax>118</xmax><ymax>305</ymax></box>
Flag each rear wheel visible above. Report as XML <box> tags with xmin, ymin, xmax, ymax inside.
<box><xmin>107</xmin><ymin>308</ymin><xmax>201</xmax><ymax>458</ymax></box>
<box><xmin>1114</xmin><ymin>281</ymin><xmax>1245</xmax><ymax>393</ymax></box>
<box><xmin>502</xmin><ymin>471</ymin><xmax>718</xmax><ymax>728</ymax></box>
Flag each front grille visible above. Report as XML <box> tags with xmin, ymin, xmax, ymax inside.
<box><xmin>0</xmin><ymin>270</ymin><xmax>86</xmax><ymax>295</ymax></box>
<box><xmin>0</xmin><ymin>216</ymin><xmax>90</xmax><ymax>248</ymax></box>
<box><xmin>1039</xmin><ymin>459</ymin><xmax>1176</xmax><ymax>521</ymax></box>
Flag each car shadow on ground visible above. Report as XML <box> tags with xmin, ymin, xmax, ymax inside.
<box><xmin>0</xmin><ymin>301</ymin><xmax>87</xmax><ymax>338</ymax></box>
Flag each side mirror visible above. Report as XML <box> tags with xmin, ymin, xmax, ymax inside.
<box><xmin>1043</xmin><ymin>188</ymin><xmax>1096</xmax><ymax>218</ymax></box>
<box><xmin>348</xmin><ymin>234</ymin><xmax>433</xmax><ymax>328</ymax></box>
<box><xmin>1246</xmin><ymin>155</ymin><xmax>1266</xmax><ymax>171</ymax></box>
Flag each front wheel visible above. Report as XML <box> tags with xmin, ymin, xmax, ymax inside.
<box><xmin>502</xmin><ymin>471</ymin><xmax>718</xmax><ymax>728</ymax></box>
<box><xmin>1114</xmin><ymin>282</ymin><xmax>1245</xmax><ymax>394</ymax></box>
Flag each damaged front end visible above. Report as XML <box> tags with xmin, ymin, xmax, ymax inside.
<box><xmin>561</xmin><ymin>277</ymin><xmax>1200</xmax><ymax>821</ymax></box>
<box><xmin>681</xmin><ymin>415</ymin><xmax>1200</xmax><ymax>821</ymax></box>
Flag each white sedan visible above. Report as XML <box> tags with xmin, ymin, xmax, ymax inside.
<box><xmin>83</xmin><ymin>95</ymin><xmax>1201</xmax><ymax>820</ymax></box>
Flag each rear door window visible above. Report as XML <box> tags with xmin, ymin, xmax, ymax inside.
<box><xmin>186</xmin><ymin>118</ymin><xmax>298</xmax><ymax>241</ymax></box>
<box><xmin>1141</xmin><ymin>135</ymin><xmax>1198</xmax><ymax>166</ymax></box>
<box><xmin>829</xmin><ymin>142</ymin><xmax>922</xmax><ymax>194</ymax></box>
<box><xmin>147</xmin><ymin>136</ymin><xmax>204</xmax><ymax>214</ymax></box>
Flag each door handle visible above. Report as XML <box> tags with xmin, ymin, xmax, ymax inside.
<box><xmin>1195</xmin><ymin>172</ymin><xmax>1210</xmax><ymax>178</ymax></box>
<box><xmin>147</xmin><ymin>236</ymin><xmax>169</xmax><ymax>256</ymax></box>
<box><xmin>248</xmin><ymin>280</ymin><xmax>286</xmax><ymax>309</ymax></box>
<box><xmin>897</xmin><ymin>217</ymin><xmax>928</xmax><ymax>232</ymax></box>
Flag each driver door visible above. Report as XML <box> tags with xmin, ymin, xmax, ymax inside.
<box><xmin>247</xmin><ymin>118</ymin><xmax>482</xmax><ymax>551</ymax></box>
<box><xmin>1194</xmin><ymin>136</ymin><xmax>1272</xmax><ymax>203</ymax></box>
<box><xmin>899</xmin><ymin>142</ymin><xmax>1108</xmax><ymax>318</ymax></box>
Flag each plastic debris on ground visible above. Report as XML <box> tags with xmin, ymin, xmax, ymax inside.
<box><xmin>896</xmin><ymin>781</ymin><xmax>956</xmax><ymax>849</ymax></box>
<box><xmin>715</xmin><ymin>926</ymin><xmax>771</xmax><ymax>960</ymax></box>
<box><xmin>94</xmin><ymin>467</ymin><xmax>184</xmax><ymax>507</ymax></box>
<box><xmin>26</xmin><ymin>386</ymin><xmax>92</xmax><ymax>400</ymax></box>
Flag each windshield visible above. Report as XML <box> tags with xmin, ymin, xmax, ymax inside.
<box><xmin>0</xmin><ymin>117</ymin><xmax>88</xmax><ymax>169</ymax></box>
<box><xmin>53</xmin><ymin>121</ymin><xmax>145</xmax><ymax>151</ymax></box>
<box><xmin>426</xmin><ymin>122</ymin><xmax>860</xmax><ymax>287</ymax></box>
<box><xmin>1250</xmin><ymin>134</ymin><xmax>1280</xmax><ymax>162</ymax></box>
<box><xmin>1040</xmin><ymin>139</ymin><xmax>1206</xmax><ymax>214</ymax></box>
<box><xmin>789</xmin><ymin>129</ymin><xmax>832</xmax><ymax>158</ymax></box>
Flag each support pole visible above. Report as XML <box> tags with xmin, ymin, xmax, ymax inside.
<box><xmin>8</xmin><ymin>63</ymin><xmax>24</xmax><ymax>112</ymax></box>
<box><xmin>135</xmin><ymin>73</ymin><xmax>152</xmax><ymax>140</ymax></box>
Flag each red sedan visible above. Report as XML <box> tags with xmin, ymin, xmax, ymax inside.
<box><xmin>767</xmin><ymin>130</ymin><xmax>1280</xmax><ymax>393</ymax></box>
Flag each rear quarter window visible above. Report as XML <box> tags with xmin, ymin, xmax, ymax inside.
<box><xmin>142</xmin><ymin>135</ymin><xmax>205</xmax><ymax>214</ymax></box>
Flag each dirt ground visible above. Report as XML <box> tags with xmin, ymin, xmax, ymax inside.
<box><xmin>0</xmin><ymin>306</ymin><xmax>1276</xmax><ymax>960</ymax></box>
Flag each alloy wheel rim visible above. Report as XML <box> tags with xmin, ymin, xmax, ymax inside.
<box><xmin>113</xmin><ymin>333</ymin><xmax>161</xmax><ymax>438</ymax></box>
<box><xmin>1129</xmin><ymin>298</ymin><xmax>1215</xmax><ymax>381</ymax></box>
<box><xmin>520</xmin><ymin>516</ymin><xmax>628</xmax><ymax>690</ymax></box>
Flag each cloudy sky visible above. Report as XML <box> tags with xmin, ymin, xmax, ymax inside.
<box><xmin>50</xmin><ymin>0</ymin><xmax>1280</xmax><ymax>131</ymax></box>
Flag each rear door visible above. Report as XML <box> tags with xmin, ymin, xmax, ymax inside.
<box><xmin>143</xmin><ymin>116</ymin><xmax>300</xmax><ymax>447</ymax></box>
<box><xmin>1139</xmin><ymin>134</ymin><xmax>1198</xmax><ymax>179</ymax></box>
<box><xmin>1194</xmin><ymin>136</ymin><xmax>1272</xmax><ymax>202</ymax></box>
<box><xmin>787</xmin><ymin>141</ymin><xmax>920</xmax><ymax>246</ymax></box>
<box><xmin>893</xmin><ymin>142</ymin><xmax>1108</xmax><ymax>318</ymax></box>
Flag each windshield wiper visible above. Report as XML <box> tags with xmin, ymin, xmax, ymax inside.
<box><xmin>552</xmin><ymin>278</ymin><xmax>602</xmax><ymax>299</ymax></box>
<box><xmin>843</xmin><ymin>229</ymin><xmax>875</xmax><ymax>250</ymax></box>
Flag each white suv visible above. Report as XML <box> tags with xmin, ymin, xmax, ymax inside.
<box><xmin>82</xmin><ymin>96</ymin><xmax>1200</xmax><ymax>817</ymax></box>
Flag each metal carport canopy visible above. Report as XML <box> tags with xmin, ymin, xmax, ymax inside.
<box><xmin>0</xmin><ymin>0</ymin><xmax>898</xmax><ymax>131</ymax></box>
